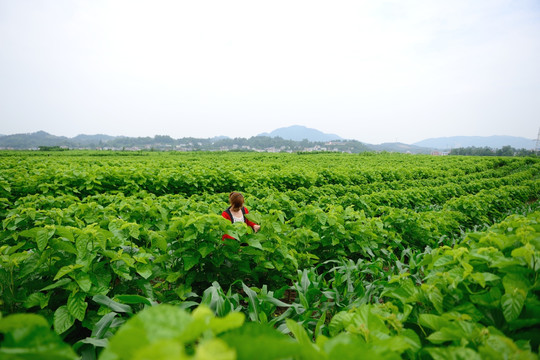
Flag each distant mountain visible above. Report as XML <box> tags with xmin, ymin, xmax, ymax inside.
<box><xmin>368</xmin><ymin>142</ymin><xmax>431</xmax><ymax>154</ymax></box>
<box><xmin>72</xmin><ymin>134</ymin><xmax>117</xmax><ymax>143</ymax></box>
<box><xmin>414</xmin><ymin>136</ymin><xmax>535</xmax><ymax>150</ymax></box>
<box><xmin>0</xmin><ymin>130</ymin><xmax>534</xmax><ymax>154</ymax></box>
<box><xmin>0</xmin><ymin>131</ymin><xmax>73</xmax><ymax>149</ymax></box>
<box><xmin>259</xmin><ymin>125</ymin><xmax>343</xmax><ymax>142</ymax></box>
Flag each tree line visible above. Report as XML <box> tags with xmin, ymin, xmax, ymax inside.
<box><xmin>450</xmin><ymin>145</ymin><xmax>536</xmax><ymax>156</ymax></box>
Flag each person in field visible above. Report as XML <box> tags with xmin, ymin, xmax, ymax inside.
<box><xmin>222</xmin><ymin>192</ymin><xmax>260</xmax><ymax>240</ymax></box>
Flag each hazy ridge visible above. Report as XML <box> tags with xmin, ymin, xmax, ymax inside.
<box><xmin>0</xmin><ymin>126</ymin><xmax>535</xmax><ymax>152</ymax></box>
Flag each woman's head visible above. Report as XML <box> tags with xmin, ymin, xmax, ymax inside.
<box><xmin>229</xmin><ymin>192</ymin><xmax>244</xmax><ymax>211</ymax></box>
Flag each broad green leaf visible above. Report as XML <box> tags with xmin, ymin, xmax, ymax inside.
<box><xmin>246</xmin><ymin>237</ymin><xmax>263</xmax><ymax>250</ymax></box>
<box><xmin>183</xmin><ymin>253</ymin><xmax>200</xmax><ymax>271</ymax></box>
<box><xmin>75</xmin><ymin>272</ymin><xmax>92</xmax><ymax>292</ymax></box>
<box><xmin>221</xmin><ymin>322</ymin><xmax>306</xmax><ymax>360</ymax></box>
<box><xmin>54</xmin><ymin>264</ymin><xmax>84</xmax><ymax>281</ymax></box>
<box><xmin>55</xmin><ymin>226</ymin><xmax>75</xmax><ymax>242</ymax></box>
<box><xmin>209</xmin><ymin>312</ymin><xmax>245</xmax><ymax>334</ymax></box>
<box><xmin>68</xmin><ymin>291</ymin><xmax>88</xmax><ymax>321</ymax></box>
<box><xmin>426</xmin><ymin>286</ymin><xmax>444</xmax><ymax>314</ymax></box>
<box><xmin>136</xmin><ymin>263</ymin><xmax>153</xmax><ymax>279</ymax></box>
<box><xmin>36</xmin><ymin>227</ymin><xmax>55</xmax><ymax>251</ymax></box>
<box><xmin>100</xmin><ymin>304</ymin><xmax>194</xmax><ymax>360</ymax></box>
<box><xmin>479</xmin><ymin>334</ymin><xmax>537</xmax><ymax>360</ymax></box>
<box><xmin>198</xmin><ymin>244</ymin><xmax>214</xmax><ymax>258</ymax></box>
<box><xmin>502</xmin><ymin>273</ymin><xmax>529</xmax><ymax>294</ymax></box>
<box><xmin>328</xmin><ymin>311</ymin><xmax>355</xmax><ymax>337</ymax></box>
<box><xmin>433</xmin><ymin>255</ymin><xmax>454</xmax><ymax>267</ymax></box>
<box><xmin>511</xmin><ymin>244</ymin><xmax>535</xmax><ymax>268</ymax></box>
<box><xmin>150</xmin><ymin>232</ymin><xmax>168</xmax><ymax>252</ymax></box>
<box><xmin>129</xmin><ymin>339</ymin><xmax>186</xmax><ymax>360</ymax></box>
<box><xmin>501</xmin><ymin>291</ymin><xmax>526</xmax><ymax>322</ymax></box>
<box><xmin>54</xmin><ymin>305</ymin><xmax>75</xmax><ymax>334</ymax></box>
<box><xmin>470</xmin><ymin>286</ymin><xmax>502</xmax><ymax>308</ymax></box>
<box><xmin>401</xmin><ymin>328</ymin><xmax>421</xmax><ymax>353</ymax></box>
<box><xmin>194</xmin><ymin>339</ymin><xmax>236</xmax><ymax>360</ymax></box>
<box><xmin>426</xmin><ymin>327</ymin><xmax>464</xmax><ymax>344</ymax></box>
<box><xmin>0</xmin><ymin>313</ymin><xmax>49</xmax><ymax>331</ymax></box>
<box><xmin>23</xmin><ymin>292</ymin><xmax>51</xmax><ymax>309</ymax></box>
<box><xmin>0</xmin><ymin>314</ymin><xmax>77</xmax><ymax>360</ymax></box>
<box><xmin>419</xmin><ymin>314</ymin><xmax>450</xmax><ymax>331</ymax></box>
<box><xmin>424</xmin><ymin>346</ymin><xmax>482</xmax><ymax>360</ymax></box>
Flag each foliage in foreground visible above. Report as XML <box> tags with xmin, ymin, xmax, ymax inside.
<box><xmin>1</xmin><ymin>210</ymin><xmax>539</xmax><ymax>359</ymax></box>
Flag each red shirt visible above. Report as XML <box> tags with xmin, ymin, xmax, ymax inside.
<box><xmin>221</xmin><ymin>207</ymin><xmax>257</xmax><ymax>240</ymax></box>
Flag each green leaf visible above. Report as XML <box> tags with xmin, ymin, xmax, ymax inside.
<box><xmin>150</xmin><ymin>232</ymin><xmax>168</xmax><ymax>252</ymax></box>
<box><xmin>0</xmin><ymin>314</ymin><xmax>77</xmax><ymax>360</ymax></box>
<box><xmin>502</xmin><ymin>273</ymin><xmax>529</xmax><ymax>294</ymax></box>
<box><xmin>136</xmin><ymin>263</ymin><xmax>153</xmax><ymax>279</ymax></box>
<box><xmin>426</xmin><ymin>286</ymin><xmax>444</xmax><ymax>314</ymax></box>
<box><xmin>286</xmin><ymin>319</ymin><xmax>312</xmax><ymax>345</ymax></box>
<box><xmin>68</xmin><ymin>291</ymin><xmax>88</xmax><ymax>322</ymax></box>
<box><xmin>183</xmin><ymin>253</ymin><xmax>200</xmax><ymax>271</ymax></box>
<box><xmin>315</xmin><ymin>311</ymin><xmax>327</xmax><ymax>338</ymax></box>
<box><xmin>246</xmin><ymin>237</ymin><xmax>263</xmax><ymax>250</ymax></box>
<box><xmin>242</xmin><ymin>283</ymin><xmax>260</xmax><ymax>322</ymax></box>
<box><xmin>41</xmin><ymin>278</ymin><xmax>72</xmax><ymax>291</ymax></box>
<box><xmin>93</xmin><ymin>294</ymin><xmax>133</xmax><ymax>314</ymax></box>
<box><xmin>470</xmin><ymin>287</ymin><xmax>502</xmax><ymax>308</ymax></box>
<box><xmin>501</xmin><ymin>291</ymin><xmax>526</xmax><ymax>322</ymax></box>
<box><xmin>419</xmin><ymin>314</ymin><xmax>450</xmax><ymax>331</ymax></box>
<box><xmin>0</xmin><ymin>313</ymin><xmax>49</xmax><ymax>331</ymax></box>
<box><xmin>433</xmin><ymin>255</ymin><xmax>454</xmax><ymax>267</ymax></box>
<box><xmin>198</xmin><ymin>244</ymin><xmax>214</xmax><ymax>258</ymax></box>
<box><xmin>54</xmin><ymin>264</ymin><xmax>84</xmax><ymax>281</ymax></box>
<box><xmin>194</xmin><ymin>339</ymin><xmax>236</xmax><ymax>360</ymax></box>
<box><xmin>424</xmin><ymin>346</ymin><xmax>482</xmax><ymax>360</ymax></box>
<box><xmin>511</xmin><ymin>244</ymin><xmax>535</xmax><ymax>268</ymax></box>
<box><xmin>74</xmin><ymin>337</ymin><xmax>109</xmax><ymax>350</ymax></box>
<box><xmin>221</xmin><ymin>322</ymin><xmax>306</xmax><ymax>360</ymax></box>
<box><xmin>91</xmin><ymin>312</ymin><xmax>117</xmax><ymax>338</ymax></box>
<box><xmin>426</xmin><ymin>327</ymin><xmax>464</xmax><ymax>344</ymax></box>
<box><xmin>23</xmin><ymin>292</ymin><xmax>51</xmax><ymax>309</ymax></box>
<box><xmin>54</xmin><ymin>305</ymin><xmax>75</xmax><ymax>334</ymax></box>
<box><xmin>128</xmin><ymin>339</ymin><xmax>185</xmax><ymax>360</ymax></box>
<box><xmin>401</xmin><ymin>328</ymin><xmax>422</xmax><ymax>353</ymax></box>
<box><xmin>328</xmin><ymin>311</ymin><xmax>355</xmax><ymax>337</ymax></box>
<box><xmin>209</xmin><ymin>312</ymin><xmax>245</xmax><ymax>334</ymax></box>
<box><xmin>36</xmin><ymin>227</ymin><xmax>55</xmax><ymax>251</ymax></box>
<box><xmin>114</xmin><ymin>295</ymin><xmax>153</xmax><ymax>306</ymax></box>
<box><xmin>75</xmin><ymin>272</ymin><xmax>92</xmax><ymax>293</ymax></box>
<box><xmin>99</xmin><ymin>304</ymin><xmax>194</xmax><ymax>360</ymax></box>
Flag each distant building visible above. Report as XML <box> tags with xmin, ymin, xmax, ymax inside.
<box><xmin>431</xmin><ymin>151</ymin><xmax>449</xmax><ymax>156</ymax></box>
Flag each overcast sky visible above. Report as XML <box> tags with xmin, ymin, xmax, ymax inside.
<box><xmin>1</xmin><ymin>0</ymin><xmax>539</xmax><ymax>144</ymax></box>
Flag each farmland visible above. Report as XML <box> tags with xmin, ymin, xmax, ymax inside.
<box><xmin>0</xmin><ymin>151</ymin><xmax>539</xmax><ymax>359</ymax></box>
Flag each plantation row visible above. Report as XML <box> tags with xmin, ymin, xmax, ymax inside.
<box><xmin>0</xmin><ymin>152</ymin><xmax>539</xmax><ymax>359</ymax></box>
<box><xmin>0</xmin><ymin>153</ymin><xmax>536</xmax><ymax>199</ymax></box>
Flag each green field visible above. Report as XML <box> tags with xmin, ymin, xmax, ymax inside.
<box><xmin>1</xmin><ymin>151</ymin><xmax>539</xmax><ymax>359</ymax></box>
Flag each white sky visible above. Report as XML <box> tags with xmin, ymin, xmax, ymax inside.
<box><xmin>1</xmin><ymin>0</ymin><xmax>539</xmax><ymax>144</ymax></box>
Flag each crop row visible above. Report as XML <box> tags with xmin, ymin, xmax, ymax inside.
<box><xmin>0</xmin><ymin>153</ymin><xmax>537</xmax><ymax>200</ymax></box>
